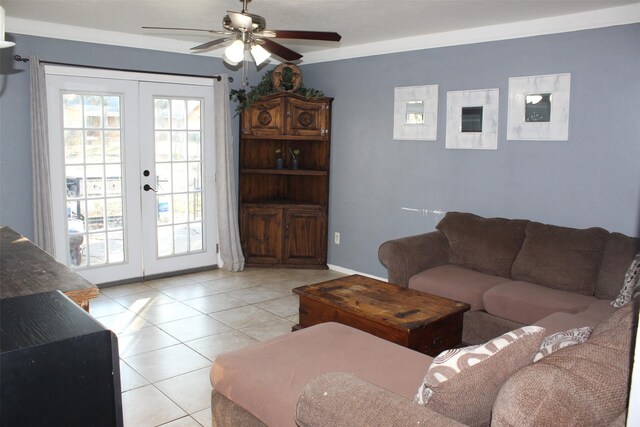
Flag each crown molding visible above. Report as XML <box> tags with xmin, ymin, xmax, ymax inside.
<box><xmin>7</xmin><ymin>3</ymin><xmax>640</xmax><ymax>64</ymax></box>
<box><xmin>6</xmin><ymin>17</ymin><xmax>224</xmax><ymax>58</ymax></box>
<box><xmin>304</xmin><ymin>3</ymin><xmax>640</xmax><ymax>64</ymax></box>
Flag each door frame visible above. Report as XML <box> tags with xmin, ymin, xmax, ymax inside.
<box><xmin>45</xmin><ymin>66</ymin><xmax>219</xmax><ymax>284</ymax></box>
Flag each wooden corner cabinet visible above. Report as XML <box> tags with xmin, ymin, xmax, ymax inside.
<box><xmin>239</xmin><ymin>92</ymin><xmax>332</xmax><ymax>268</ymax></box>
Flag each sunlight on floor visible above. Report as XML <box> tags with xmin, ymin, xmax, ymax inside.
<box><xmin>90</xmin><ymin>267</ymin><xmax>345</xmax><ymax>427</ymax></box>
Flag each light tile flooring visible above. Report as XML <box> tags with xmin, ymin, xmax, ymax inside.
<box><xmin>89</xmin><ymin>268</ymin><xmax>345</xmax><ymax>427</ymax></box>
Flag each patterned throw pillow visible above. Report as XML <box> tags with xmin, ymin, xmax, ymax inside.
<box><xmin>611</xmin><ymin>252</ymin><xmax>640</xmax><ymax>308</ymax></box>
<box><xmin>414</xmin><ymin>326</ymin><xmax>546</xmax><ymax>426</ymax></box>
<box><xmin>533</xmin><ymin>326</ymin><xmax>593</xmax><ymax>362</ymax></box>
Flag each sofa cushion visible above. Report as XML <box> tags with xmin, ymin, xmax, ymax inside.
<box><xmin>574</xmin><ymin>298</ymin><xmax>617</xmax><ymax>323</ymax></box>
<box><xmin>533</xmin><ymin>312</ymin><xmax>597</xmax><ymax>336</ymax></box>
<box><xmin>533</xmin><ymin>326</ymin><xmax>593</xmax><ymax>362</ymax></box>
<box><xmin>492</xmin><ymin>302</ymin><xmax>635</xmax><ymax>427</ymax></box>
<box><xmin>596</xmin><ymin>233</ymin><xmax>640</xmax><ymax>299</ymax></box>
<box><xmin>414</xmin><ymin>326</ymin><xmax>545</xmax><ymax>427</ymax></box>
<box><xmin>211</xmin><ymin>322</ymin><xmax>432</xmax><ymax>427</ymax></box>
<box><xmin>483</xmin><ymin>281</ymin><xmax>596</xmax><ymax>324</ymax></box>
<box><xmin>611</xmin><ymin>252</ymin><xmax>640</xmax><ymax>308</ymax></box>
<box><xmin>409</xmin><ymin>265</ymin><xmax>511</xmax><ymax>311</ymax></box>
<box><xmin>436</xmin><ymin>212</ymin><xmax>527</xmax><ymax>278</ymax></box>
<box><xmin>511</xmin><ymin>221</ymin><xmax>609</xmax><ymax>295</ymax></box>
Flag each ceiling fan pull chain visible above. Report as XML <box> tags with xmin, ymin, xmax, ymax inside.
<box><xmin>242</xmin><ymin>58</ymin><xmax>249</xmax><ymax>87</ymax></box>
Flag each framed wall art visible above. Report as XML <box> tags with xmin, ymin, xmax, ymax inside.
<box><xmin>393</xmin><ymin>85</ymin><xmax>438</xmax><ymax>141</ymax></box>
<box><xmin>507</xmin><ymin>73</ymin><xmax>571</xmax><ymax>141</ymax></box>
<box><xmin>446</xmin><ymin>88</ymin><xmax>499</xmax><ymax>150</ymax></box>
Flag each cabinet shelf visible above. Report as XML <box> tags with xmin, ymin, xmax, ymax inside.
<box><xmin>241</xmin><ymin>134</ymin><xmax>328</xmax><ymax>141</ymax></box>
<box><xmin>241</xmin><ymin>168</ymin><xmax>327</xmax><ymax>176</ymax></box>
<box><xmin>242</xmin><ymin>201</ymin><xmax>325</xmax><ymax>209</ymax></box>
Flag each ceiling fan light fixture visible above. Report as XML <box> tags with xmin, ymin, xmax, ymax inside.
<box><xmin>224</xmin><ymin>39</ymin><xmax>245</xmax><ymax>63</ymax></box>
<box><xmin>0</xmin><ymin>6</ymin><xmax>15</xmax><ymax>49</ymax></box>
<box><xmin>222</xmin><ymin>52</ymin><xmax>239</xmax><ymax>66</ymax></box>
<box><xmin>250</xmin><ymin>43</ymin><xmax>270</xmax><ymax>65</ymax></box>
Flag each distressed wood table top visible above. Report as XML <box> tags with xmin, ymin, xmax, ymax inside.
<box><xmin>0</xmin><ymin>226</ymin><xmax>98</xmax><ymax>309</ymax></box>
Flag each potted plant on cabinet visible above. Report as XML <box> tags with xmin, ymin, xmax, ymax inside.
<box><xmin>275</xmin><ymin>148</ymin><xmax>283</xmax><ymax>169</ymax></box>
<box><xmin>289</xmin><ymin>148</ymin><xmax>300</xmax><ymax>169</ymax></box>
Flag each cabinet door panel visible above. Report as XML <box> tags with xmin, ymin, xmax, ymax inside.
<box><xmin>241</xmin><ymin>208</ymin><xmax>283</xmax><ymax>263</ymax></box>
<box><xmin>242</xmin><ymin>99</ymin><xmax>284</xmax><ymax>136</ymax></box>
<box><xmin>284</xmin><ymin>209</ymin><xmax>326</xmax><ymax>264</ymax></box>
<box><xmin>287</xmin><ymin>98</ymin><xmax>328</xmax><ymax>137</ymax></box>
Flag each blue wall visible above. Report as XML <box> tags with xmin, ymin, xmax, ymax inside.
<box><xmin>300</xmin><ymin>24</ymin><xmax>640</xmax><ymax>277</ymax></box>
<box><xmin>1</xmin><ymin>25</ymin><xmax>639</xmax><ymax>279</ymax></box>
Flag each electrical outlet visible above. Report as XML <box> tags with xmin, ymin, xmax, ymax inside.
<box><xmin>334</xmin><ymin>232</ymin><xmax>340</xmax><ymax>245</ymax></box>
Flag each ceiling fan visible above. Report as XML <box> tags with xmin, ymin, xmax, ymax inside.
<box><xmin>143</xmin><ymin>0</ymin><xmax>342</xmax><ymax>66</ymax></box>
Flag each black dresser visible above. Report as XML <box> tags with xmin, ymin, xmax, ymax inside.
<box><xmin>0</xmin><ymin>291</ymin><xmax>123</xmax><ymax>426</ymax></box>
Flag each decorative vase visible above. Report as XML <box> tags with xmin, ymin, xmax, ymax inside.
<box><xmin>291</xmin><ymin>158</ymin><xmax>299</xmax><ymax>170</ymax></box>
<box><xmin>276</xmin><ymin>158</ymin><xmax>283</xmax><ymax>169</ymax></box>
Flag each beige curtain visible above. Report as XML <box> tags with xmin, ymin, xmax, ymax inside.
<box><xmin>29</xmin><ymin>56</ymin><xmax>55</xmax><ymax>255</ymax></box>
<box><xmin>213</xmin><ymin>75</ymin><xmax>244</xmax><ymax>271</ymax></box>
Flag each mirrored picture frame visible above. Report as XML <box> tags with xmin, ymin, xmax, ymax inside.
<box><xmin>393</xmin><ymin>85</ymin><xmax>439</xmax><ymax>141</ymax></box>
<box><xmin>507</xmin><ymin>73</ymin><xmax>571</xmax><ymax>141</ymax></box>
<box><xmin>446</xmin><ymin>88</ymin><xmax>499</xmax><ymax>150</ymax></box>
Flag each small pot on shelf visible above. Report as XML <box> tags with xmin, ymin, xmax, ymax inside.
<box><xmin>290</xmin><ymin>148</ymin><xmax>300</xmax><ymax>170</ymax></box>
<box><xmin>275</xmin><ymin>149</ymin><xmax>283</xmax><ymax>169</ymax></box>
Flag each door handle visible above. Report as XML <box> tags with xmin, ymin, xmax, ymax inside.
<box><xmin>143</xmin><ymin>184</ymin><xmax>157</xmax><ymax>192</ymax></box>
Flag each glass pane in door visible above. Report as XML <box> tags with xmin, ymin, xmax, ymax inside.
<box><xmin>62</xmin><ymin>93</ymin><xmax>125</xmax><ymax>267</ymax></box>
<box><xmin>154</xmin><ymin>97</ymin><xmax>204</xmax><ymax>257</ymax></box>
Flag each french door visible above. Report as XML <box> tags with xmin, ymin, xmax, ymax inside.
<box><xmin>46</xmin><ymin>68</ymin><xmax>217</xmax><ymax>284</ymax></box>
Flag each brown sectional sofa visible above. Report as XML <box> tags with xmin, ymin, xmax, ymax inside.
<box><xmin>211</xmin><ymin>300</ymin><xmax>636</xmax><ymax>426</ymax></box>
<box><xmin>294</xmin><ymin>300</ymin><xmax>635</xmax><ymax>426</ymax></box>
<box><xmin>210</xmin><ymin>212</ymin><xmax>638</xmax><ymax>426</ymax></box>
<box><xmin>378</xmin><ymin>211</ymin><xmax>640</xmax><ymax>343</ymax></box>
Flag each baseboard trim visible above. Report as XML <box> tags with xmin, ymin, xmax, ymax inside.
<box><xmin>98</xmin><ymin>264</ymin><xmax>219</xmax><ymax>288</ymax></box>
<box><xmin>327</xmin><ymin>264</ymin><xmax>388</xmax><ymax>282</ymax></box>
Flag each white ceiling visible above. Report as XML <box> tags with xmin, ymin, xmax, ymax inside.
<box><xmin>4</xmin><ymin>0</ymin><xmax>640</xmax><ymax>63</ymax></box>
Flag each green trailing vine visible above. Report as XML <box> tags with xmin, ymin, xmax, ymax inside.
<box><xmin>229</xmin><ymin>69</ymin><xmax>324</xmax><ymax>115</ymax></box>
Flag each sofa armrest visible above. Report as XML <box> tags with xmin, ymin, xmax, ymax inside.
<box><xmin>378</xmin><ymin>231</ymin><xmax>450</xmax><ymax>286</ymax></box>
<box><xmin>295</xmin><ymin>372</ymin><xmax>464</xmax><ymax>427</ymax></box>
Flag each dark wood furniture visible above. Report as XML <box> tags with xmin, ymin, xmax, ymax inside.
<box><xmin>0</xmin><ymin>226</ymin><xmax>99</xmax><ymax>310</ymax></box>
<box><xmin>239</xmin><ymin>92</ymin><xmax>332</xmax><ymax>268</ymax></box>
<box><xmin>0</xmin><ymin>291</ymin><xmax>123</xmax><ymax>426</ymax></box>
<box><xmin>292</xmin><ymin>275</ymin><xmax>470</xmax><ymax>356</ymax></box>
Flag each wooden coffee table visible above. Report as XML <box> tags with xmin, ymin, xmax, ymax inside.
<box><xmin>292</xmin><ymin>274</ymin><xmax>470</xmax><ymax>356</ymax></box>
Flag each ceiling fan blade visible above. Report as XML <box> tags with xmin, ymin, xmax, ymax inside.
<box><xmin>227</xmin><ymin>11</ymin><xmax>253</xmax><ymax>30</ymax></box>
<box><xmin>259</xmin><ymin>38</ymin><xmax>302</xmax><ymax>61</ymax></box>
<box><xmin>190</xmin><ymin>37</ymin><xmax>233</xmax><ymax>51</ymax></box>
<box><xmin>142</xmin><ymin>26</ymin><xmax>229</xmax><ymax>35</ymax></box>
<box><xmin>266</xmin><ymin>30</ymin><xmax>342</xmax><ymax>42</ymax></box>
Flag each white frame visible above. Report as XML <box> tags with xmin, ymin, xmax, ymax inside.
<box><xmin>446</xmin><ymin>88</ymin><xmax>499</xmax><ymax>150</ymax></box>
<box><xmin>507</xmin><ymin>73</ymin><xmax>571</xmax><ymax>141</ymax></box>
<box><xmin>393</xmin><ymin>85</ymin><xmax>438</xmax><ymax>141</ymax></box>
<box><xmin>45</xmin><ymin>66</ymin><xmax>218</xmax><ymax>284</ymax></box>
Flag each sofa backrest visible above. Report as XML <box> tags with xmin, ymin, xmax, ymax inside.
<box><xmin>510</xmin><ymin>221</ymin><xmax>609</xmax><ymax>295</ymax></box>
<box><xmin>596</xmin><ymin>232</ymin><xmax>640</xmax><ymax>299</ymax></box>
<box><xmin>436</xmin><ymin>212</ymin><xmax>527</xmax><ymax>278</ymax></box>
<box><xmin>436</xmin><ymin>212</ymin><xmax>638</xmax><ymax>298</ymax></box>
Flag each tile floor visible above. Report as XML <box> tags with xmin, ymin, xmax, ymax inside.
<box><xmin>89</xmin><ymin>267</ymin><xmax>345</xmax><ymax>427</ymax></box>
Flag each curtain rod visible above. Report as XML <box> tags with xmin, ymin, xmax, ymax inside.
<box><xmin>13</xmin><ymin>55</ymin><xmax>233</xmax><ymax>82</ymax></box>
